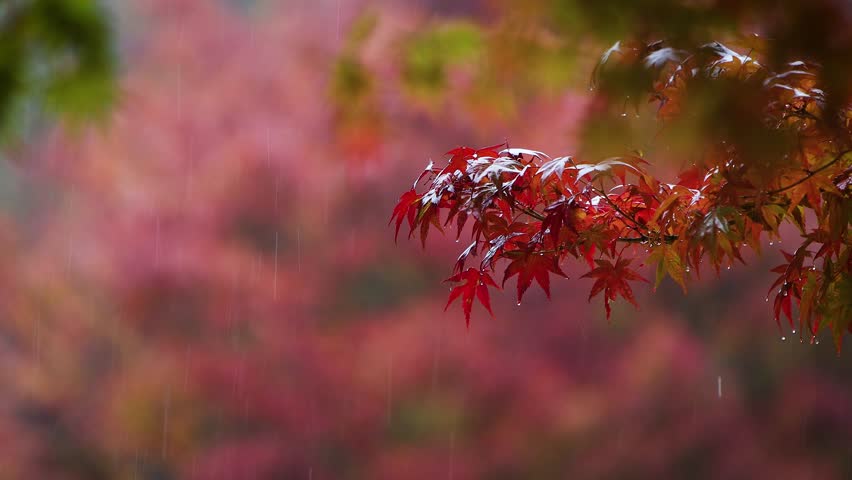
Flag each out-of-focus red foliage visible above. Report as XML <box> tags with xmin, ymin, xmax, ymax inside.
<box><xmin>0</xmin><ymin>1</ymin><xmax>849</xmax><ymax>479</ymax></box>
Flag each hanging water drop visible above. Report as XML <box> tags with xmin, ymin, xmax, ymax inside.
<box><xmin>792</xmin><ymin>329</ymin><xmax>796</xmax><ymax>334</ymax></box>
<box><xmin>516</xmin><ymin>301</ymin><xmax>521</xmax><ymax>306</ymax></box>
<box><xmin>781</xmin><ymin>336</ymin><xmax>786</xmax><ymax>341</ymax></box>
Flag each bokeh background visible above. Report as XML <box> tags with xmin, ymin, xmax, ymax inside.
<box><xmin>0</xmin><ymin>0</ymin><xmax>850</xmax><ymax>478</ymax></box>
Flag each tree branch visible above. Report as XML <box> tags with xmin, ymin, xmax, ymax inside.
<box><xmin>766</xmin><ymin>149</ymin><xmax>852</xmax><ymax>196</ymax></box>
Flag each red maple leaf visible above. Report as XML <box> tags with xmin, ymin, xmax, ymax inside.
<box><xmin>581</xmin><ymin>258</ymin><xmax>648</xmax><ymax>320</ymax></box>
<box><xmin>502</xmin><ymin>247</ymin><xmax>567</xmax><ymax>303</ymax></box>
<box><xmin>389</xmin><ymin>189</ymin><xmax>420</xmax><ymax>242</ymax></box>
<box><xmin>442</xmin><ymin>143</ymin><xmax>506</xmax><ymax>176</ymax></box>
<box><xmin>445</xmin><ymin>268</ymin><xmax>500</xmax><ymax>327</ymax></box>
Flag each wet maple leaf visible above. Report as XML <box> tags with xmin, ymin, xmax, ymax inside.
<box><xmin>442</xmin><ymin>143</ymin><xmax>506</xmax><ymax>176</ymax></box>
<box><xmin>445</xmin><ymin>268</ymin><xmax>499</xmax><ymax>327</ymax></box>
<box><xmin>389</xmin><ymin>189</ymin><xmax>421</xmax><ymax>242</ymax></box>
<box><xmin>502</xmin><ymin>247</ymin><xmax>567</xmax><ymax>303</ymax></box>
<box><xmin>648</xmin><ymin>244</ymin><xmax>688</xmax><ymax>292</ymax></box>
<box><xmin>582</xmin><ymin>258</ymin><xmax>648</xmax><ymax>320</ymax></box>
<box><xmin>676</xmin><ymin>165</ymin><xmax>704</xmax><ymax>189</ymax></box>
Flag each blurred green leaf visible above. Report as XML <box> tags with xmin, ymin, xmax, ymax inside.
<box><xmin>401</xmin><ymin>22</ymin><xmax>484</xmax><ymax>98</ymax></box>
<box><xmin>0</xmin><ymin>0</ymin><xmax>115</xmax><ymax>144</ymax></box>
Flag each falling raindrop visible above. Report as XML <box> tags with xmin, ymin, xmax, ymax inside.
<box><xmin>336</xmin><ymin>0</ymin><xmax>341</xmax><ymax>44</ymax></box>
<box><xmin>448</xmin><ymin>430</ymin><xmax>456</xmax><ymax>480</ymax></box>
<box><xmin>155</xmin><ymin>214</ymin><xmax>161</xmax><ymax>266</ymax></box>
<box><xmin>33</xmin><ymin>313</ymin><xmax>41</xmax><ymax>365</ymax></box>
<box><xmin>162</xmin><ymin>385</ymin><xmax>171</xmax><ymax>460</ymax></box>
<box><xmin>717</xmin><ymin>376</ymin><xmax>722</xmax><ymax>398</ymax></box>
<box><xmin>386</xmin><ymin>354</ymin><xmax>394</xmax><ymax>426</ymax></box>
<box><xmin>274</xmin><ymin>231</ymin><xmax>279</xmax><ymax>300</ymax></box>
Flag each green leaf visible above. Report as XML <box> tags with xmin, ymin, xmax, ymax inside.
<box><xmin>649</xmin><ymin>244</ymin><xmax>687</xmax><ymax>292</ymax></box>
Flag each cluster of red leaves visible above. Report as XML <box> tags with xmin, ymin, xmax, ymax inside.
<box><xmin>392</xmin><ymin>40</ymin><xmax>852</xmax><ymax>349</ymax></box>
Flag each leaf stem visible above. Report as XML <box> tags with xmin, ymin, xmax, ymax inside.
<box><xmin>590</xmin><ymin>186</ymin><xmax>650</xmax><ymax>233</ymax></box>
<box><xmin>516</xmin><ymin>205</ymin><xmax>546</xmax><ymax>221</ymax></box>
<box><xmin>617</xmin><ymin>235</ymin><xmax>678</xmax><ymax>244</ymax></box>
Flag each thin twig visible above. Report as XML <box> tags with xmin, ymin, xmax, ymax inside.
<box><xmin>617</xmin><ymin>235</ymin><xmax>678</xmax><ymax>244</ymax></box>
<box><xmin>516</xmin><ymin>205</ymin><xmax>546</xmax><ymax>221</ymax></box>
<box><xmin>590</xmin><ymin>185</ymin><xmax>650</xmax><ymax>233</ymax></box>
<box><xmin>767</xmin><ymin>149</ymin><xmax>851</xmax><ymax>196</ymax></box>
